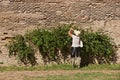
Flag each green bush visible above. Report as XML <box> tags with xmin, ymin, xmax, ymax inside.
<box><xmin>25</xmin><ymin>25</ymin><xmax>71</xmax><ymax>64</ymax></box>
<box><xmin>80</xmin><ymin>29</ymin><xmax>117</xmax><ymax>66</ymax></box>
<box><xmin>7</xmin><ymin>35</ymin><xmax>37</xmax><ymax>66</ymax></box>
<box><xmin>7</xmin><ymin>25</ymin><xmax>117</xmax><ymax>66</ymax></box>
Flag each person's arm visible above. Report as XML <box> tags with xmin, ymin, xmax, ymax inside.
<box><xmin>68</xmin><ymin>28</ymin><xmax>74</xmax><ymax>37</ymax></box>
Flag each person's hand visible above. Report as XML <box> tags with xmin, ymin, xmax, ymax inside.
<box><xmin>70</xmin><ymin>28</ymin><xmax>74</xmax><ymax>31</ymax></box>
<box><xmin>70</xmin><ymin>28</ymin><xmax>74</xmax><ymax>33</ymax></box>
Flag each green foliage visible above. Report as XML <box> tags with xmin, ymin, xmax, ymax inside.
<box><xmin>25</xmin><ymin>25</ymin><xmax>71</xmax><ymax>63</ymax></box>
<box><xmin>7</xmin><ymin>25</ymin><xmax>117</xmax><ymax>66</ymax></box>
<box><xmin>7</xmin><ymin>35</ymin><xmax>36</xmax><ymax>66</ymax></box>
<box><xmin>80</xmin><ymin>29</ymin><xmax>117</xmax><ymax>65</ymax></box>
<box><xmin>51</xmin><ymin>25</ymin><xmax>71</xmax><ymax>57</ymax></box>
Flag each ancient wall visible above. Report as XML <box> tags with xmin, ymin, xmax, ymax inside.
<box><xmin>0</xmin><ymin>0</ymin><xmax>120</xmax><ymax>66</ymax></box>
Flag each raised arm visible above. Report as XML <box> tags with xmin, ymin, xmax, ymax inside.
<box><xmin>68</xmin><ymin>28</ymin><xmax>74</xmax><ymax>37</ymax></box>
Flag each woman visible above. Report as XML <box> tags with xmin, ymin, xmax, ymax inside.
<box><xmin>68</xmin><ymin>28</ymin><xmax>81</xmax><ymax>68</ymax></box>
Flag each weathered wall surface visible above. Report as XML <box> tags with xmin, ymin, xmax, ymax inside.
<box><xmin>0</xmin><ymin>0</ymin><xmax>120</xmax><ymax>66</ymax></box>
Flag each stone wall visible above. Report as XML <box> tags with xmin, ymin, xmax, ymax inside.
<box><xmin>0</xmin><ymin>0</ymin><xmax>120</xmax><ymax>66</ymax></box>
<box><xmin>5</xmin><ymin>0</ymin><xmax>120</xmax><ymax>3</ymax></box>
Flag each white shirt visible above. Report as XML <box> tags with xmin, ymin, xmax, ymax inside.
<box><xmin>71</xmin><ymin>35</ymin><xmax>80</xmax><ymax>47</ymax></box>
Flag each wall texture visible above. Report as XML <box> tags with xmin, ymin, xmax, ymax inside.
<box><xmin>0</xmin><ymin>0</ymin><xmax>120</xmax><ymax>66</ymax></box>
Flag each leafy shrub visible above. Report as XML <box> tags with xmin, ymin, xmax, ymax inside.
<box><xmin>25</xmin><ymin>25</ymin><xmax>71</xmax><ymax>64</ymax></box>
<box><xmin>7</xmin><ymin>25</ymin><xmax>117</xmax><ymax>66</ymax></box>
<box><xmin>80</xmin><ymin>29</ymin><xmax>117</xmax><ymax>66</ymax></box>
<box><xmin>7</xmin><ymin>35</ymin><xmax>37</xmax><ymax>66</ymax></box>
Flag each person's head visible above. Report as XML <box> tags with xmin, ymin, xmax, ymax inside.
<box><xmin>74</xmin><ymin>30</ymin><xmax>80</xmax><ymax>36</ymax></box>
